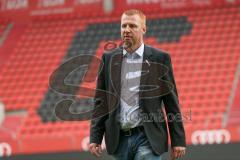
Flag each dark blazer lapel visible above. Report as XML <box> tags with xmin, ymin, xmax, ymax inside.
<box><xmin>139</xmin><ymin>45</ymin><xmax>154</xmax><ymax>98</ymax></box>
<box><xmin>110</xmin><ymin>48</ymin><xmax>123</xmax><ymax>97</ymax></box>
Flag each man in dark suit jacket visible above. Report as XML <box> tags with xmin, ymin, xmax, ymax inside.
<box><xmin>89</xmin><ymin>9</ymin><xmax>186</xmax><ymax>160</ymax></box>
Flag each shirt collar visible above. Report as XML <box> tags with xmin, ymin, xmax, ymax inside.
<box><xmin>123</xmin><ymin>43</ymin><xmax>144</xmax><ymax>57</ymax></box>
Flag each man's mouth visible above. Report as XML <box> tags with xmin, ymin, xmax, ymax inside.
<box><xmin>124</xmin><ymin>36</ymin><xmax>132</xmax><ymax>40</ymax></box>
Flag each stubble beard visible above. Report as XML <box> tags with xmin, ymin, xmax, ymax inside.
<box><xmin>123</xmin><ymin>41</ymin><xmax>133</xmax><ymax>50</ymax></box>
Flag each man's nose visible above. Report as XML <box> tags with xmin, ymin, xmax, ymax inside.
<box><xmin>124</xmin><ymin>25</ymin><xmax>131</xmax><ymax>32</ymax></box>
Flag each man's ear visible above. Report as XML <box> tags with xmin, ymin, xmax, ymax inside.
<box><xmin>142</xmin><ymin>26</ymin><xmax>147</xmax><ymax>34</ymax></box>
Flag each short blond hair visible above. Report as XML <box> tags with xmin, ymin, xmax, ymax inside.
<box><xmin>121</xmin><ymin>9</ymin><xmax>146</xmax><ymax>27</ymax></box>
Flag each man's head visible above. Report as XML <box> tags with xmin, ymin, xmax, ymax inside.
<box><xmin>121</xmin><ymin>9</ymin><xmax>146</xmax><ymax>53</ymax></box>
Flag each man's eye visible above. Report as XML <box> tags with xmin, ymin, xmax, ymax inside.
<box><xmin>130</xmin><ymin>24</ymin><xmax>136</xmax><ymax>28</ymax></box>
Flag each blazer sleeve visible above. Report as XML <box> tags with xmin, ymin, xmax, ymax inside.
<box><xmin>162</xmin><ymin>53</ymin><xmax>186</xmax><ymax>147</ymax></box>
<box><xmin>90</xmin><ymin>54</ymin><xmax>108</xmax><ymax>144</ymax></box>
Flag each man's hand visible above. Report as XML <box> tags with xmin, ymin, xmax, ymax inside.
<box><xmin>89</xmin><ymin>143</ymin><xmax>103</xmax><ymax>157</ymax></box>
<box><xmin>171</xmin><ymin>146</ymin><xmax>186</xmax><ymax>160</ymax></box>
